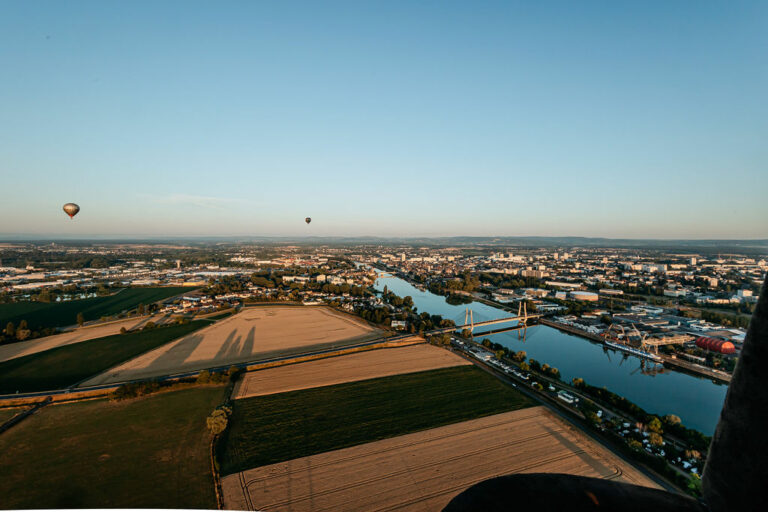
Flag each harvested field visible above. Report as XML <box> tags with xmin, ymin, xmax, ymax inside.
<box><xmin>83</xmin><ymin>306</ymin><xmax>380</xmax><ymax>385</ymax></box>
<box><xmin>0</xmin><ymin>315</ymin><xmax>173</xmax><ymax>363</ymax></box>
<box><xmin>220</xmin><ymin>366</ymin><xmax>533</xmax><ymax>475</ymax></box>
<box><xmin>233</xmin><ymin>344</ymin><xmax>470</xmax><ymax>399</ymax></box>
<box><xmin>0</xmin><ymin>386</ymin><xmax>226</xmax><ymax>509</ymax></box>
<box><xmin>223</xmin><ymin>407</ymin><xmax>659</xmax><ymax>511</ymax></box>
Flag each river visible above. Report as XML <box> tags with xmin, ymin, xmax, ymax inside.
<box><xmin>373</xmin><ymin>270</ymin><xmax>728</xmax><ymax>435</ymax></box>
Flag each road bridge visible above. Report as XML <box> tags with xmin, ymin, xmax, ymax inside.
<box><xmin>426</xmin><ymin>305</ymin><xmax>542</xmax><ymax>337</ymax></box>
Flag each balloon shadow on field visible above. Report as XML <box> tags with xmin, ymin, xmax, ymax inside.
<box><xmin>143</xmin><ymin>332</ymin><xmax>207</xmax><ymax>374</ymax></box>
<box><xmin>239</xmin><ymin>327</ymin><xmax>255</xmax><ymax>358</ymax></box>
<box><xmin>213</xmin><ymin>329</ymin><xmax>240</xmax><ymax>361</ymax></box>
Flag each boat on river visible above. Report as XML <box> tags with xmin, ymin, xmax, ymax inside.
<box><xmin>603</xmin><ymin>340</ymin><xmax>662</xmax><ymax>362</ymax></box>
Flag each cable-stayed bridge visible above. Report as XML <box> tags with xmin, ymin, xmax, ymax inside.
<box><xmin>425</xmin><ymin>303</ymin><xmax>541</xmax><ymax>337</ymax></box>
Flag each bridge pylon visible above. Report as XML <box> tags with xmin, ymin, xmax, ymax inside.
<box><xmin>517</xmin><ymin>302</ymin><xmax>528</xmax><ymax>340</ymax></box>
<box><xmin>463</xmin><ymin>308</ymin><xmax>474</xmax><ymax>338</ymax></box>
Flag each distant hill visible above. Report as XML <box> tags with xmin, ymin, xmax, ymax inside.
<box><xmin>1</xmin><ymin>235</ymin><xmax>766</xmax><ymax>255</ymax></box>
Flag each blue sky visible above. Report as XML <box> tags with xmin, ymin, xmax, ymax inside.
<box><xmin>1</xmin><ymin>1</ymin><xmax>766</xmax><ymax>238</ymax></box>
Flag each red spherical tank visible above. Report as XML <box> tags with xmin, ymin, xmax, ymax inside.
<box><xmin>695</xmin><ymin>337</ymin><xmax>736</xmax><ymax>354</ymax></box>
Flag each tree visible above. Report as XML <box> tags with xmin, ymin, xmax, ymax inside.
<box><xmin>647</xmin><ymin>416</ymin><xmax>663</xmax><ymax>434</ymax></box>
<box><xmin>649</xmin><ymin>432</ymin><xmax>664</xmax><ymax>447</ymax></box>
<box><xmin>665</xmin><ymin>414</ymin><xmax>682</xmax><ymax>425</ymax></box>
<box><xmin>687</xmin><ymin>474</ymin><xmax>702</xmax><ymax>496</ymax></box>
<box><xmin>513</xmin><ymin>350</ymin><xmax>527</xmax><ymax>362</ymax></box>
<box><xmin>206</xmin><ymin>409</ymin><xmax>229</xmax><ymax>435</ymax></box>
<box><xmin>433</xmin><ymin>334</ymin><xmax>451</xmax><ymax>346</ymax></box>
<box><xmin>138</xmin><ymin>303</ymin><xmax>145</xmax><ymax>315</ymax></box>
<box><xmin>77</xmin><ymin>312</ymin><xmax>85</xmax><ymax>327</ymax></box>
<box><xmin>5</xmin><ymin>322</ymin><xmax>15</xmax><ymax>338</ymax></box>
<box><xmin>120</xmin><ymin>327</ymin><xmax>128</xmax><ymax>334</ymax></box>
<box><xmin>586</xmin><ymin>411</ymin><xmax>601</xmax><ymax>425</ymax></box>
<box><xmin>572</xmin><ymin>377</ymin><xmax>585</xmax><ymax>389</ymax></box>
<box><xmin>495</xmin><ymin>350</ymin><xmax>505</xmax><ymax>360</ymax></box>
<box><xmin>519</xmin><ymin>362</ymin><xmax>530</xmax><ymax>372</ymax></box>
<box><xmin>197</xmin><ymin>370</ymin><xmax>211</xmax><ymax>384</ymax></box>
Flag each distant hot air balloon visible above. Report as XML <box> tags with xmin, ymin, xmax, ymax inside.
<box><xmin>305</xmin><ymin>217</ymin><xmax>312</xmax><ymax>225</ymax></box>
<box><xmin>63</xmin><ymin>203</ymin><xmax>80</xmax><ymax>219</ymax></box>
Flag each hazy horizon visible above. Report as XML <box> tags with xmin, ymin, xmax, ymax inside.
<box><xmin>2</xmin><ymin>1</ymin><xmax>766</xmax><ymax>238</ymax></box>
<box><xmin>1</xmin><ymin>233</ymin><xmax>767</xmax><ymax>244</ymax></box>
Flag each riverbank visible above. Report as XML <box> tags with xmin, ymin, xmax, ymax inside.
<box><xmin>539</xmin><ymin>318</ymin><xmax>731</xmax><ymax>384</ymax></box>
<box><xmin>370</xmin><ymin>268</ymin><xmax>727</xmax><ymax>435</ymax></box>
<box><xmin>447</xmin><ymin>342</ymin><xmax>688</xmax><ymax>495</ymax></box>
<box><xmin>448</xmin><ymin>335</ymin><xmax>706</xmax><ymax>496</ymax></box>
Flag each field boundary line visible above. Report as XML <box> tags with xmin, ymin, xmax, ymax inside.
<box><xmin>210</xmin><ymin>434</ymin><xmax>224</xmax><ymax>510</ymax></box>
<box><xmin>0</xmin><ymin>396</ymin><xmax>51</xmax><ymax>436</ymax></box>
<box><xmin>0</xmin><ymin>338</ymin><xmax>425</xmax><ymax>406</ymax></box>
<box><xmin>243</xmin><ymin>427</ymin><xmax>553</xmax><ymax>488</ymax></box>
<box><xmin>236</xmin><ymin>409</ymin><xmax>545</xmax><ymax>483</ymax></box>
<box><xmin>233</xmin><ymin>342</ymin><xmax>451</xmax><ymax>398</ymax></box>
<box><xmin>68</xmin><ymin>320</ymin><xmax>212</xmax><ymax>388</ymax></box>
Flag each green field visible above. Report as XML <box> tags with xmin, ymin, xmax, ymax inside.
<box><xmin>0</xmin><ymin>386</ymin><xmax>225</xmax><ymax>509</ymax></box>
<box><xmin>0</xmin><ymin>321</ymin><xmax>207</xmax><ymax>393</ymax></box>
<box><xmin>220</xmin><ymin>365</ymin><xmax>534</xmax><ymax>475</ymax></box>
<box><xmin>0</xmin><ymin>287</ymin><xmax>189</xmax><ymax>331</ymax></box>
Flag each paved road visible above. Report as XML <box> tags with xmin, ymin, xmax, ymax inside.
<box><xmin>449</xmin><ymin>345</ymin><xmax>683</xmax><ymax>495</ymax></box>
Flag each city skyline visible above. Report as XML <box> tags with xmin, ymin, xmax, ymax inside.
<box><xmin>2</xmin><ymin>1</ymin><xmax>767</xmax><ymax>238</ymax></box>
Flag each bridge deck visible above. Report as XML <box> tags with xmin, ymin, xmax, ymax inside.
<box><xmin>428</xmin><ymin>314</ymin><xmax>542</xmax><ymax>335</ymax></box>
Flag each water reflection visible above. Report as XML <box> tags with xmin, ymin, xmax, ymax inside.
<box><xmin>373</xmin><ymin>270</ymin><xmax>727</xmax><ymax>435</ymax></box>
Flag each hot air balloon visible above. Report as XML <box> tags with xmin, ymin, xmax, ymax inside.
<box><xmin>305</xmin><ymin>217</ymin><xmax>312</xmax><ymax>224</ymax></box>
<box><xmin>63</xmin><ymin>203</ymin><xmax>80</xmax><ymax>219</ymax></box>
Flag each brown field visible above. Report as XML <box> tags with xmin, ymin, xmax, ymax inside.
<box><xmin>222</xmin><ymin>407</ymin><xmax>658</xmax><ymax>512</ymax></box>
<box><xmin>82</xmin><ymin>306</ymin><xmax>379</xmax><ymax>385</ymax></box>
<box><xmin>233</xmin><ymin>344</ymin><xmax>470</xmax><ymax>399</ymax></box>
<box><xmin>0</xmin><ymin>315</ymin><xmax>173</xmax><ymax>363</ymax></box>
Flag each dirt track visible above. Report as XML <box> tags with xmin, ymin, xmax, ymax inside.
<box><xmin>0</xmin><ymin>315</ymin><xmax>172</xmax><ymax>363</ymax></box>
<box><xmin>233</xmin><ymin>344</ymin><xmax>470</xmax><ymax>399</ymax></box>
<box><xmin>222</xmin><ymin>407</ymin><xmax>659</xmax><ymax>511</ymax></box>
<box><xmin>82</xmin><ymin>306</ymin><xmax>379</xmax><ymax>385</ymax></box>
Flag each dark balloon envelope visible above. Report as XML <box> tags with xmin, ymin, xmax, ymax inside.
<box><xmin>305</xmin><ymin>217</ymin><xmax>311</xmax><ymax>224</ymax></box>
<box><xmin>63</xmin><ymin>203</ymin><xmax>80</xmax><ymax>219</ymax></box>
